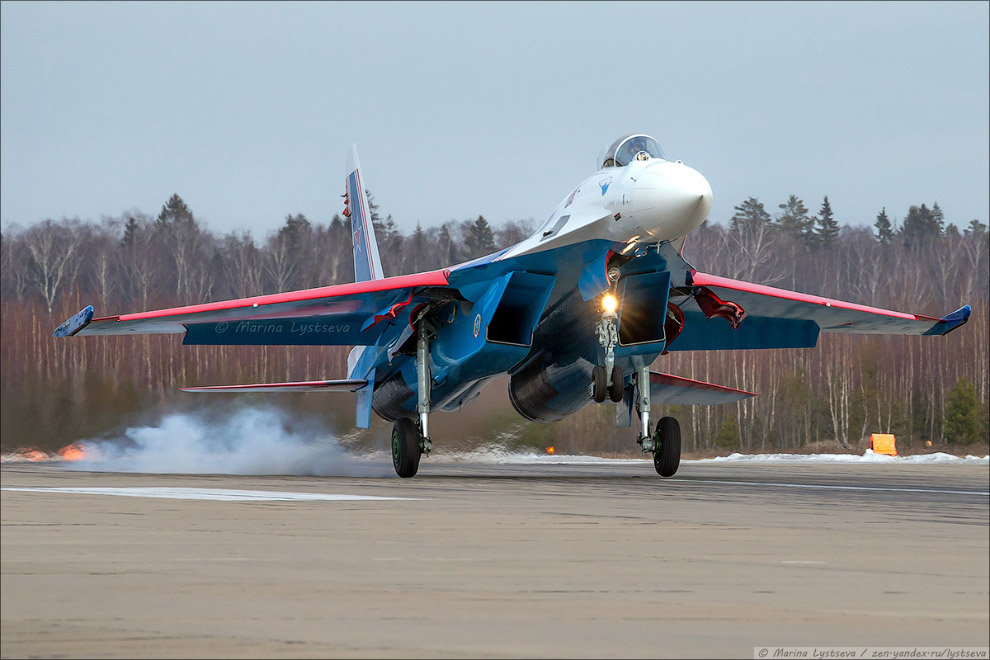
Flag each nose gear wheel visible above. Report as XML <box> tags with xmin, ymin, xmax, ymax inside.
<box><xmin>608</xmin><ymin>365</ymin><xmax>624</xmax><ymax>403</ymax></box>
<box><xmin>592</xmin><ymin>365</ymin><xmax>608</xmax><ymax>402</ymax></box>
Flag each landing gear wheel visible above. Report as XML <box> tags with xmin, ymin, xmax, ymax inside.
<box><xmin>391</xmin><ymin>418</ymin><xmax>421</xmax><ymax>478</ymax></box>
<box><xmin>608</xmin><ymin>365</ymin><xmax>624</xmax><ymax>403</ymax></box>
<box><xmin>592</xmin><ymin>366</ymin><xmax>607</xmax><ymax>403</ymax></box>
<box><xmin>652</xmin><ymin>416</ymin><xmax>681</xmax><ymax>477</ymax></box>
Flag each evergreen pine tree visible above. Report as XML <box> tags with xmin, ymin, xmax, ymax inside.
<box><xmin>382</xmin><ymin>214</ymin><xmax>398</xmax><ymax>243</ymax></box>
<box><xmin>730</xmin><ymin>197</ymin><xmax>771</xmax><ymax>232</ymax></box>
<box><xmin>365</xmin><ymin>189</ymin><xmax>380</xmax><ymax>223</ymax></box>
<box><xmin>278</xmin><ymin>213</ymin><xmax>311</xmax><ymax>248</ymax></box>
<box><xmin>410</xmin><ymin>222</ymin><xmax>425</xmax><ymax>252</ymax></box>
<box><xmin>931</xmin><ymin>202</ymin><xmax>945</xmax><ymax>234</ymax></box>
<box><xmin>121</xmin><ymin>216</ymin><xmax>140</xmax><ymax>249</ymax></box>
<box><xmin>964</xmin><ymin>219</ymin><xmax>987</xmax><ymax>236</ymax></box>
<box><xmin>438</xmin><ymin>224</ymin><xmax>459</xmax><ymax>264</ymax></box>
<box><xmin>407</xmin><ymin>222</ymin><xmax>426</xmax><ymax>273</ymax></box>
<box><xmin>156</xmin><ymin>193</ymin><xmax>195</xmax><ymax>227</ymax></box>
<box><xmin>814</xmin><ymin>195</ymin><xmax>840</xmax><ymax>249</ymax></box>
<box><xmin>365</xmin><ymin>189</ymin><xmax>385</xmax><ymax>242</ymax></box>
<box><xmin>900</xmin><ymin>203</ymin><xmax>940</xmax><ymax>248</ymax></box>
<box><xmin>774</xmin><ymin>194</ymin><xmax>811</xmax><ymax>241</ymax></box>
<box><xmin>714</xmin><ymin>413</ymin><xmax>740</xmax><ymax>448</ymax></box>
<box><xmin>465</xmin><ymin>215</ymin><xmax>496</xmax><ymax>259</ymax></box>
<box><xmin>943</xmin><ymin>378</ymin><xmax>982</xmax><ymax>444</ymax></box>
<box><xmin>874</xmin><ymin>207</ymin><xmax>893</xmax><ymax>245</ymax></box>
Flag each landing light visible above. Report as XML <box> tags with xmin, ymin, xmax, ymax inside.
<box><xmin>602</xmin><ymin>294</ymin><xmax>618</xmax><ymax>314</ymax></box>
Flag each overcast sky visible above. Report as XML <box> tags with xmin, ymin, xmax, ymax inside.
<box><xmin>2</xmin><ymin>1</ymin><xmax>987</xmax><ymax>238</ymax></box>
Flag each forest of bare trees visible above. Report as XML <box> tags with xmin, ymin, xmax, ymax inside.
<box><xmin>1</xmin><ymin>192</ymin><xmax>987</xmax><ymax>455</ymax></box>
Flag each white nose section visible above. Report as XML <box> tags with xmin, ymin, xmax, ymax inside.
<box><xmin>635</xmin><ymin>161</ymin><xmax>713</xmax><ymax>239</ymax></box>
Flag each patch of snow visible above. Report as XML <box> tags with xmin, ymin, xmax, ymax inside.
<box><xmin>696</xmin><ymin>451</ymin><xmax>988</xmax><ymax>464</ymax></box>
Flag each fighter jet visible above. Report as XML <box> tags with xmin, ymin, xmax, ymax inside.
<box><xmin>54</xmin><ymin>134</ymin><xmax>971</xmax><ymax>478</ymax></box>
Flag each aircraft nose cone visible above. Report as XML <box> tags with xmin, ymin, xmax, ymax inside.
<box><xmin>635</xmin><ymin>161</ymin><xmax>713</xmax><ymax>238</ymax></box>
<box><xmin>682</xmin><ymin>167</ymin><xmax>713</xmax><ymax>215</ymax></box>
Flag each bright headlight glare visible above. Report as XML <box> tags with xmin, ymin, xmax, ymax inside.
<box><xmin>602</xmin><ymin>294</ymin><xmax>618</xmax><ymax>314</ymax></box>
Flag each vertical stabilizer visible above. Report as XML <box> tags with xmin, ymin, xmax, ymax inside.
<box><xmin>344</xmin><ymin>146</ymin><xmax>384</xmax><ymax>426</ymax></box>
<box><xmin>344</xmin><ymin>145</ymin><xmax>384</xmax><ymax>282</ymax></box>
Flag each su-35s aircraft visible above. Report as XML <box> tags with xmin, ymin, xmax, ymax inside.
<box><xmin>55</xmin><ymin>134</ymin><xmax>971</xmax><ymax>478</ymax></box>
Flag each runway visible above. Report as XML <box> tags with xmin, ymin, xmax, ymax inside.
<box><xmin>2</xmin><ymin>459</ymin><xmax>988</xmax><ymax>658</ymax></box>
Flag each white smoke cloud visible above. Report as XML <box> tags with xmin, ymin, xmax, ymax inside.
<box><xmin>9</xmin><ymin>406</ymin><xmax>987</xmax><ymax>476</ymax></box>
<box><xmin>65</xmin><ymin>406</ymin><xmax>394</xmax><ymax>477</ymax></box>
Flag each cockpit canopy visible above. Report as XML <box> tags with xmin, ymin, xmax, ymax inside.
<box><xmin>599</xmin><ymin>134</ymin><xmax>666</xmax><ymax>169</ymax></box>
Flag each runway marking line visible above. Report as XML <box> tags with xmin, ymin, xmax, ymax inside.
<box><xmin>0</xmin><ymin>487</ymin><xmax>421</xmax><ymax>502</ymax></box>
<box><xmin>672</xmin><ymin>478</ymin><xmax>989</xmax><ymax>497</ymax></box>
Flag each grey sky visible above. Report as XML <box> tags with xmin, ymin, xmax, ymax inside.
<box><xmin>2</xmin><ymin>1</ymin><xmax>987</xmax><ymax>238</ymax></box>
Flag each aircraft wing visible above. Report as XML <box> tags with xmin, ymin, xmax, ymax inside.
<box><xmin>53</xmin><ymin>269</ymin><xmax>452</xmax><ymax>346</ymax></box>
<box><xmin>667</xmin><ymin>271</ymin><xmax>971</xmax><ymax>352</ymax></box>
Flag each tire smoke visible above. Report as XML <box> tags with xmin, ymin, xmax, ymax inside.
<box><xmin>60</xmin><ymin>406</ymin><xmax>394</xmax><ymax>477</ymax></box>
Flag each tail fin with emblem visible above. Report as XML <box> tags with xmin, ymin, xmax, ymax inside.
<box><xmin>343</xmin><ymin>145</ymin><xmax>383</xmax><ymax>426</ymax></box>
<box><xmin>344</xmin><ymin>145</ymin><xmax>384</xmax><ymax>282</ymax></box>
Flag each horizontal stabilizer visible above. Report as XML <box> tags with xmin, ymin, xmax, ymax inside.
<box><xmin>649</xmin><ymin>371</ymin><xmax>756</xmax><ymax>405</ymax></box>
<box><xmin>181</xmin><ymin>379</ymin><xmax>367</xmax><ymax>393</ymax></box>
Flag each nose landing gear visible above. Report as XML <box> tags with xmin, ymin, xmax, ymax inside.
<box><xmin>592</xmin><ymin>304</ymin><xmax>624</xmax><ymax>403</ymax></box>
<box><xmin>592</xmin><ymin>365</ymin><xmax>624</xmax><ymax>403</ymax></box>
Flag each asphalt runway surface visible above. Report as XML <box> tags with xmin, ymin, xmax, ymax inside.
<box><xmin>2</xmin><ymin>459</ymin><xmax>988</xmax><ymax>658</ymax></box>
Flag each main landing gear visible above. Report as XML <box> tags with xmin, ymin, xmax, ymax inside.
<box><xmin>634</xmin><ymin>366</ymin><xmax>681</xmax><ymax>477</ymax></box>
<box><xmin>651</xmin><ymin>416</ymin><xmax>681</xmax><ymax>477</ymax></box>
<box><xmin>391</xmin><ymin>324</ymin><xmax>434</xmax><ymax>478</ymax></box>
<box><xmin>391</xmin><ymin>418</ymin><xmax>421</xmax><ymax>478</ymax></box>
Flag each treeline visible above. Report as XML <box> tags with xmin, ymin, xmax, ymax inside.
<box><xmin>668</xmin><ymin>197</ymin><xmax>988</xmax><ymax>453</ymax></box>
<box><xmin>0</xmin><ymin>193</ymin><xmax>987</xmax><ymax>454</ymax></box>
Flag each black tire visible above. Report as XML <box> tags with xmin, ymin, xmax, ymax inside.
<box><xmin>592</xmin><ymin>366</ymin><xmax>607</xmax><ymax>403</ymax></box>
<box><xmin>608</xmin><ymin>365</ymin><xmax>624</xmax><ymax>403</ymax></box>
<box><xmin>391</xmin><ymin>418</ymin><xmax>421</xmax><ymax>478</ymax></box>
<box><xmin>652</xmin><ymin>416</ymin><xmax>681</xmax><ymax>477</ymax></box>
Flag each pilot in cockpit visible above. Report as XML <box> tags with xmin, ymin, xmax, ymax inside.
<box><xmin>628</xmin><ymin>136</ymin><xmax>657</xmax><ymax>163</ymax></box>
<box><xmin>601</xmin><ymin>134</ymin><xmax>667</xmax><ymax>169</ymax></box>
<box><xmin>627</xmin><ymin>136</ymin><xmax>648</xmax><ymax>154</ymax></box>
